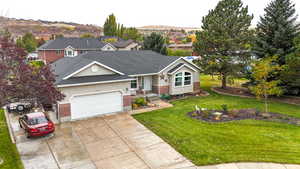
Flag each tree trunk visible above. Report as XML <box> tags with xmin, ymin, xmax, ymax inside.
<box><xmin>221</xmin><ymin>73</ymin><xmax>227</xmax><ymax>89</ymax></box>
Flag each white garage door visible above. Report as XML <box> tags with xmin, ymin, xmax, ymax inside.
<box><xmin>70</xmin><ymin>91</ymin><xmax>122</xmax><ymax>120</ymax></box>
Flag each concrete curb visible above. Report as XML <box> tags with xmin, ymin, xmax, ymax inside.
<box><xmin>3</xmin><ymin>107</ymin><xmax>16</xmax><ymax>144</ymax></box>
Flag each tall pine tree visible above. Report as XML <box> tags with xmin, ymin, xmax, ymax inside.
<box><xmin>254</xmin><ymin>0</ymin><xmax>300</xmax><ymax>65</ymax></box>
<box><xmin>193</xmin><ymin>0</ymin><xmax>253</xmax><ymax>89</ymax></box>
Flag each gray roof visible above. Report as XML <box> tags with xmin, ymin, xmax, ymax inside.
<box><xmin>57</xmin><ymin>74</ymin><xmax>133</xmax><ymax>86</ymax></box>
<box><xmin>168</xmin><ymin>63</ymin><xmax>184</xmax><ymax>74</ymax></box>
<box><xmin>38</xmin><ymin>37</ymin><xmax>106</xmax><ymax>50</ymax></box>
<box><xmin>52</xmin><ymin>50</ymin><xmax>180</xmax><ymax>85</ymax></box>
<box><xmin>112</xmin><ymin>40</ymin><xmax>135</xmax><ymax>48</ymax></box>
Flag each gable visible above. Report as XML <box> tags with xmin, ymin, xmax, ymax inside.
<box><xmin>101</xmin><ymin>43</ymin><xmax>117</xmax><ymax>51</ymax></box>
<box><xmin>160</xmin><ymin>58</ymin><xmax>200</xmax><ymax>75</ymax></box>
<box><xmin>73</xmin><ymin>64</ymin><xmax>116</xmax><ymax>77</ymax></box>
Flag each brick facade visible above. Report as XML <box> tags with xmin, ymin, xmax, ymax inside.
<box><xmin>38</xmin><ymin>50</ymin><xmax>64</xmax><ymax>63</ymax></box>
<box><xmin>58</xmin><ymin>103</ymin><xmax>71</xmax><ymax>117</ymax></box>
<box><xmin>152</xmin><ymin>85</ymin><xmax>169</xmax><ymax>95</ymax></box>
<box><xmin>123</xmin><ymin>95</ymin><xmax>132</xmax><ymax>107</ymax></box>
<box><xmin>193</xmin><ymin>82</ymin><xmax>200</xmax><ymax>92</ymax></box>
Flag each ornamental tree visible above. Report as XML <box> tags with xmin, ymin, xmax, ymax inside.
<box><xmin>194</xmin><ymin>0</ymin><xmax>253</xmax><ymax>89</ymax></box>
<box><xmin>250</xmin><ymin>57</ymin><xmax>283</xmax><ymax>113</ymax></box>
<box><xmin>0</xmin><ymin>37</ymin><xmax>64</xmax><ymax>107</ymax></box>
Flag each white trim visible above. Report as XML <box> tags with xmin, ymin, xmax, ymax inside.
<box><xmin>63</xmin><ymin>61</ymin><xmax>125</xmax><ymax>80</ymax></box>
<box><xmin>65</xmin><ymin>45</ymin><xmax>75</xmax><ymax>50</ymax></box>
<box><xmin>129</xmin><ymin>73</ymin><xmax>158</xmax><ymax>77</ymax></box>
<box><xmin>101</xmin><ymin>43</ymin><xmax>117</xmax><ymax>51</ymax></box>
<box><xmin>130</xmin><ymin>78</ymin><xmax>138</xmax><ymax>89</ymax></box>
<box><xmin>173</xmin><ymin>71</ymin><xmax>193</xmax><ymax>88</ymax></box>
<box><xmin>168</xmin><ymin>64</ymin><xmax>197</xmax><ymax>75</ymax></box>
<box><xmin>159</xmin><ymin>57</ymin><xmax>202</xmax><ymax>74</ymax></box>
<box><xmin>57</xmin><ymin>78</ymin><xmax>134</xmax><ymax>88</ymax></box>
<box><xmin>158</xmin><ymin>58</ymin><xmax>182</xmax><ymax>74</ymax></box>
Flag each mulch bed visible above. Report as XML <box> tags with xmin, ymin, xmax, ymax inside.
<box><xmin>187</xmin><ymin>108</ymin><xmax>300</xmax><ymax>125</ymax></box>
<box><xmin>213</xmin><ymin>87</ymin><xmax>300</xmax><ymax>105</ymax></box>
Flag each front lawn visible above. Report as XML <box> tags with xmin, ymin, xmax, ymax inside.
<box><xmin>133</xmin><ymin>75</ymin><xmax>300</xmax><ymax>165</ymax></box>
<box><xmin>0</xmin><ymin>109</ymin><xmax>23</xmax><ymax>169</ymax></box>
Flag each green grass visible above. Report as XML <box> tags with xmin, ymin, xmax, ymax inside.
<box><xmin>0</xmin><ymin>109</ymin><xmax>23</xmax><ymax>169</ymax></box>
<box><xmin>133</xmin><ymin>75</ymin><xmax>300</xmax><ymax>165</ymax></box>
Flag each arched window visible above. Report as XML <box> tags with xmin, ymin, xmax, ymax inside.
<box><xmin>174</xmin><ymin>72</ymin><xmax>192</xmax><ymax>87</ymax></box>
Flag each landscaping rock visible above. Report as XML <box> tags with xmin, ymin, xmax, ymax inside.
<box><xmin>0</xmin><ymin>157</ymin><xmax>3</xmax><ymax>165</ymax></box>
<box><xmin>261</xmin><ymin>113</ymin><xmax>272</xmax><ymax>119</ymax></box>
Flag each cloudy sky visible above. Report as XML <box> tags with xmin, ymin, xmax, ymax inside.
<box><xmin>1</xmin><ymin>0</ymin><xmax>299</xmax><ymax>27</ymax></box>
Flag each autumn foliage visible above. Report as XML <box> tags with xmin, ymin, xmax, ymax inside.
<box><xmin>0</xmin><ymin>36</ymin><xmax>64</xmax><ymax>106</ymax></box>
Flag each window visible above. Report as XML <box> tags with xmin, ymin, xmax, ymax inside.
<box><xmin>131</xmin><ymin>79</ymin><xmax>137</xmax><ymax>89</ymax></box>
<box><xmin>56</xmin><ymin>50</ymin><xmax>62</xmax><ymax>54</ymax></box>
<box><xmin>175</xmin><ymin>72</ymin><xmax>183</xmax><ymax>86</ymax></box>
<box><xmin>174</xmin><ymin>72</ymin><xmax>192</xmax><ymax>87</ymax></box>
<box><xmin>67</xmin><ymin>50</ymin><xmax>73</xmax><ymax>56</ymax></box>
<box><xmin>184</xmin><ymin>72</ymin><xmax>192</xmax><ymax>85</ymax></box>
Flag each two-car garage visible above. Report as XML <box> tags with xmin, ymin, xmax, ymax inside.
<box><xmin>70</xmin><ymin>91</ymin><xmax>123</xmax><ymax>120</ymax></box>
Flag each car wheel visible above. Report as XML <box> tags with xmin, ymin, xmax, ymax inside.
<box><xmin>16</xmin><ymin>105</ymin><xmax>24</xmax><ymax>112</ymax></box>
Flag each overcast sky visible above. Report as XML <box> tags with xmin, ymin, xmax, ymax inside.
<box><xmin>1</xmin><ymin>0</ymin><xmax>299</xmax><ymax>27</ymax></box>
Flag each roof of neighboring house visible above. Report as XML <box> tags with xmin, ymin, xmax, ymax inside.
<box><xmin>38</xmin><ymin>37</ymin><xmax>107</xmax><ymax>50</ymax></box>
<box><xmin>168</xmin><ymin>42</ymin><xmax>193</xmax><ymax>48</ymax></box>
<box><xmin>52</xmin><ymin>50</ymin><xmax>180</xmax><ymax>86</ymax></box>
<box><xmin>111</xmin><ymin>39</ymin><xmax>136</xmax><ymax>48</ymax></box>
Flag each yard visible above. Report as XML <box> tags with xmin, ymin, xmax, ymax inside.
<box><xmin>133</xmin><ymin>75</ymin><xmax>300</xmax><ymax>166</ymax></box>
<box><xmin>0</xmin><ymin>109</ymin><xmax>23</xmax><ymax>169</ymax></box>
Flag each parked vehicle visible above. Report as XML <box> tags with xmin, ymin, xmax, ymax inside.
<box><xmin>19</xmin><ymin>112</ymin><xmax>55</xmax><ymax>138</ymax></box>
<box><xmin>6</xmin><ymin>101</ymin><xmax>33</xmax><ymax>113</ymax></box>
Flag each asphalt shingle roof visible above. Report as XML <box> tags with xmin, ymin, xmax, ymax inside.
<box><xmin>38</xmin><ymin>37</ymin><xmax>106</xmax><ymax>50</ymax></box>
<box><xmin>51</xmin><ymin>50</ymin><xmax>180</xmax><ymax>85</ymax></box>
<box><xmin>168</xmin><ymin>63</ymin><xmax>184</xmax><ymax>74</ymax></box>
<box><xmin>57</xmin><ymin>74</ymin><xmax>133</xmax><ymax>86</ymax></box>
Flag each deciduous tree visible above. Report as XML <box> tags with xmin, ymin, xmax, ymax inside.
<box><xmin>250</xmin><ymin>57</ymin><xmax>283</xmax><ymax>113</ymax></box>
<box><xmin>0</xmin><ymin>37</ymin><xmax>64</xmax><ymax>107</ymax></box>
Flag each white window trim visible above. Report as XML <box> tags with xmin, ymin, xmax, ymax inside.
<box><xmin>173</xmin><ymin>71</ymin><xmax>193</xmax><ymax>88</ymax></box>
<box><xmin>130</xmin><ymin>78</ymin><xmax>138</xmax><ymax>90</ymax></box>
<box><xmin>101</xmin><ymin>43</ymin><xmax>117</xmax><ymax>51</ymax></box>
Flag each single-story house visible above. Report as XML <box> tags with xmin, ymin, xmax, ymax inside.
<box><xmin>38</xmin><ymin>37</ymin><xmax>141</xmax><ymax>63</ymax></box>
<box><xmin>51</xmin><ymin>50</ymin><xmax>201</xmax><ymax>122</ymax></box>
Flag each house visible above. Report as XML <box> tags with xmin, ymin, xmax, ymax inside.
<box><xmin>168</xmin><ymin>42</ymin><xmax>193</xmax><ymax>51</ymax></box>
<box><xmin>51</xmin><ymin>50</ymin><xmax>201</xmax><ymax>122</ymax></box>
<box><xmin>38</xmin><ymin>37</ymin><xmax>141</xmax><ymax>63</ymax></box>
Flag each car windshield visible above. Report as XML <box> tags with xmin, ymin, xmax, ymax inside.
<box><xmin>27</xmin><ymin>116</ymin><xmax>48</xmax><ymax>125</ymax></box>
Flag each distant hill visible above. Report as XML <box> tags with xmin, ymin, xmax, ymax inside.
<box><xmin>0</xmin><ymin>17</ymin><xmax>102</xmax><ymax>40</ymax></box>
<box><xmin>138</xmin><ymin>25</ymin><xmax>200</xmax><ymax>31</ymax></box>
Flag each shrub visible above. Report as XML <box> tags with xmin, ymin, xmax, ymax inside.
<box><xmin>134</xmin><ymin>97</ymin><xmax>147</xmax><ymax>106</ymax></box>
<box><xmin>132</xmin><ymin>103</ymin><xmax>139</xmax><ymax>110</ymax></box>
<box><xmin>221</xmin><ymin>104</ymin><xmax>228</xmax><ymax>114</ymax></box>
<box><xmin>161</xmin><ymin>94</ymin><xmax>171</xmax><ymax>100</ymax></box>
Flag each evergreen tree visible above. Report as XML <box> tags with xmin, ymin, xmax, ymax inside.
<box><xmin>254</xmin><ymin>0</ymin><xmax>300</xmax><ymax>65</ymax></box>
<box><xmin>193</xmin><ymin>0</ymin><xmax>253</xmax><ymax>89</ymax></box>
<box><xmin>143</xmin><ymin>32</ymin><xmax>167</xmax><ymax>55</ymax></box>
<box><xmin>103</xmin><ymin>14</ymin><xmax>118</xmax><ymax>36</ymax></box>
<box><xmin>280</xmin><ymin>35</ymin><xmax>300</xmax><ymax>95</ymax></box>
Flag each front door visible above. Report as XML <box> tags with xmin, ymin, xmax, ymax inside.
<box><xmin>142</xmin><ymin>76</ymin><xmax>152</xmax><ymax>91</ymax></box>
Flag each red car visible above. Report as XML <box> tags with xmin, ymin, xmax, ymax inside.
<box><xmin>19</xmin><ymin>112</ymin><xmax>55</xmax><ymax>138</ymax></box>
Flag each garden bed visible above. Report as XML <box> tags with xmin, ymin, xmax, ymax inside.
<box><xmin>187</xmin><ymin>108</ymin><xmax>300</xmax><ymax>125</ymax></box>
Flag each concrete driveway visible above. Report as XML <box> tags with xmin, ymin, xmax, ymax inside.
<box><xmin>10</xmin><ymin>112</ymin><xmax>195</xmax><ymax>169</ymax></box>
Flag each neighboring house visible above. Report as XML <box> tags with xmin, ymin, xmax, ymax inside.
<box><xmin>51</xmin><ymin>50</ymin><xmax>201</xmax><ymax>122</ymax></box>
<box><xmin>168</xmin><ymin>42</ymin><xmax>193</xmax><ymax>51</ymax></box>
<box><xmin>38</xmin><ymin>37</ymin><xmax>141</xmax><ymax>63</ymax></box>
